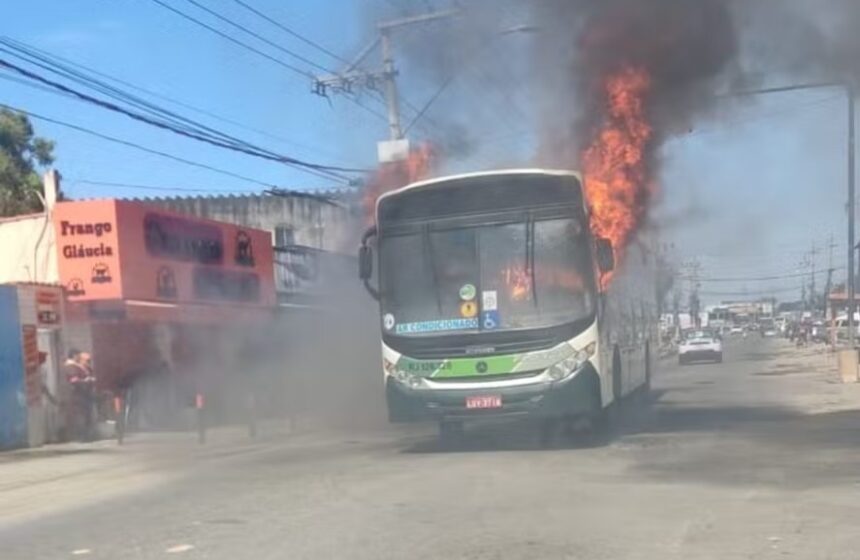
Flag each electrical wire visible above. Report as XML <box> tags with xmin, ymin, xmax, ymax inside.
<box><xmin>680</xmin><ymin>266</ymin><xmax>845</xmax><ymax>283</ymax></box>
<box><xmin>0</xmin><ymin>56</ymin><xmax>367</xmax><ymax>180</ymax></box>
<box><xmin>228</xmin><ymin>0</ymin><xmax>351</xmax><ymax>65</ymax></box>
<box><xmin>148</xmin><ymin>0</ymin><xmax>391</xmax><ymax>128</ymax></box>
<box><xmin>403</xmin><ymin>73</ymin><xmax>456</xmax><ymax>135</ymax></box>
<box><xmin>0</xmin><ymin>71</ymin><xmax>77</xmax><ymax>98</ymax></box>
<box><xmin>0</xmin><ymin>102</ymin><xmax>282</xmax><ymax>188</ymax></box>
<box><xmin>69</xmin><ymin>179</ymin><xmax>251</xmax><ymax>194</ymax></box>
<box><xmin>698</xmin><ymin>285</ymin><xmax>803</xmax><ymax>297</ymax></box>
<box><xmin>180</xmin><ymin>0</ymin><xmax>335</xmax><ymax>74</ymax></box>
<box><xmin>69</xmin><ymin>178</ymin><xmax>349</xmax><ymax>197</ymax></box>
<box><xmin>0</xmin><ymin>38</ymin><xmax>339</xmax><ymax>171</ymax></box>
<box><xmin>2</xmin><ymin>37</ymin><xmax>345</xmax><ymax>159</ymax></box>
<box><xmin>685</xmin><ymin>94</ymin><xmax>842</xmax><ymax>139</ymax></box>
<box><xmin>147</xmin><ymin>0</ymin><xmax>314</xmax><ymax>79</ymax></box>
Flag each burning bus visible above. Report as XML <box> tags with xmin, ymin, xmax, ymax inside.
<box><xmin>359</xmin><ymin>169</ymin><xmax>657</xmax><ymax>442</ymax></box>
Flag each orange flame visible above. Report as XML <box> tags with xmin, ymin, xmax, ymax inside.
<box><xmin>501</xmin><ymin>263</ymin><xmax>586</xmax><ymax>302</ymax></box>
<box><xmin>582</xmin><ymin>65</ymin><xmax>653</xmax><ymax>288</ymax></box>
<box><xmin>502</xmin><ymin>264</ymin><xmax>532</xmax><ymax>302</ymax></box>
<box><xmin>364</xmin><ymin>143</ymin><xmax>433</xmax><ymax>223</ymax></box>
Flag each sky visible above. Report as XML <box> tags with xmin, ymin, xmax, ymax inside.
<box><xmin>0</xmin><ymin>1</ymin><xmax>852</xmax><ymax>305</ymax></box>
<box><xmin>1</xmin><ymin>0</ymin><xmax>389</xmax><ymax>195</ymax></box>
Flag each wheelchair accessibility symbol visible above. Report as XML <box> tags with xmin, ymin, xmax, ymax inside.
<box><xmin>482</xmin><ymin>310</ymin><xmax>500</xmax><ymax>330</ymax></box>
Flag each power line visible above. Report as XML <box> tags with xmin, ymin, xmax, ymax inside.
<box><xmin>180</xmin><ymin>0</ymin><xmax>335</xmax><ymax>74</ymax></box>
<box><xmin>69</xmin><ymin>180</ymin><xmax>348</xmax><ymax>205</ymax></box>
<box><xmin>68</xmin><ymin>179</ymin><xmax>251</xmax><ymax>194</ymax></box>
<box><xmin>0</xmin><ymin>56</ymin><xmax>366</xmax><ymax>179</ymax></box>
<box><xmin>699</xmin><ymin>285</ymin><xmax>801</xmax><ymax>297</ymax></box>
<box><xmin>148</xmin><ymin>0</ymin><xmax>391</xmax><ymax>127</ymax></box>
<box><xmin>0</xmin><ymin>38</ymin><xmax>354</xmax><ymax>181</ymax></box>
<box><xmin>228</xmin><ymin>0</ymin><xmax>351</xmax><ymax>65</ymax></box>
<box><xmin>147</xmin><ymin>0</ymin><xmax>314</xmax><ymax>79</ymax></box>
<box><xmin>686</xmin><ymin>94</ymin><xmax>842</xmax><ymax>139</ymax></box>
<box><xmin>403</xmin><ymin>73</ymin><xmax>456</xmax><ymax>135</ymax></box>
<box><xmin>1</xmin><ymin>36</ymin><xmax>346</xmax><ymax>160</ymax></box>
<box><xmin>0</xmin><ymin>102</ymin><xmax>280</xmax><ymax>188</ymax></box>
<box><xmin>0</xmin><ymin>70</ymin><xmax>77</xmax><ymax>98</ymax></box>
<box><xmin>681</xmin><ymin>267</ymin><xmax>845</xmax><ymax>283</ymax></box>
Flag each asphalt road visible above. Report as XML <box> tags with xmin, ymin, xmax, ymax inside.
<box><xmin>5</xmin><ymin>337</ymin><xmax>860</xmax><ymax>559</ymax></box>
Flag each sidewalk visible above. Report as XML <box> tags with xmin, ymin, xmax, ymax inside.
<box><xmin>0</xmin><ymin>419</ymin><xmax>297</xmax><ymax>527</ymax></box>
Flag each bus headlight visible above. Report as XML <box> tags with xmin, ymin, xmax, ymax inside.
<box><xmin>547</xmin><ymin>342</ymin><xmax>597</xmax><ymax>380</ymax></box>
<box><xmin>392</xmin><ymin>368</ymin><xmax>424</xmax><ymax>388</ymax></box>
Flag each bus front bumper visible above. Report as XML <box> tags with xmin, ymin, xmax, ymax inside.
<box><xmin>386</xmin><ymin>364</ymin><xmax>600</xmax><ymax>422</ymax></box>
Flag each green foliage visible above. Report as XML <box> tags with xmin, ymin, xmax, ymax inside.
<box><xmin>0</xmin><ymin>108</ymin><xmax>56</xmax><ymax>216</ymax></box>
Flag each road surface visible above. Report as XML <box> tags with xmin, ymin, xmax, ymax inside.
<box><xmin>4</xmin><ymin>337</ymin><xmax>860</xmax><ymax>559</ymax></box>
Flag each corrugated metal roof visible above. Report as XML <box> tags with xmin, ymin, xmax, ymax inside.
<box><xmin>127</xmin><ymin>189</ymin><xmax>356</xmax><ymax>207</ymax></box>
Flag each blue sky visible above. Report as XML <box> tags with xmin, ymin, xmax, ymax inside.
<box><xmin>1</xmin><ymin>0</ymin><xmax>387</xmax><ymax>195</ymax></box>
<box><xmin>0</xmin><ymin>1</ymin><xmax>851</xmax><ymax>303</ymax></box>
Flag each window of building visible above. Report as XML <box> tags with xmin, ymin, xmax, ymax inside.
<box><xmin>274</xmin><ymin>225</ymin><xmax>295</xmax><ymax>248</ymax></box>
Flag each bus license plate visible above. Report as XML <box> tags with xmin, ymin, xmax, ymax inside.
<box><xmin>466</xmin><ymin>395</ymin><xmax>502</xmax><ymax>409</ymax></box>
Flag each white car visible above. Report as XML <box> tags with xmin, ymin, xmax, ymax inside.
<box><xmin>729</xmin><ymin>326</ymin><xmax>744</xmax><ymax>335</ymax></box>
<box><xmin>679</xmin><ymin>331</ymin><xmax>723</xmax><ymax>365</ymax></box>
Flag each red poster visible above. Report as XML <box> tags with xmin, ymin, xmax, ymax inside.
<box><xmin>22</xmin><ymin>325</ymin><xmax>40</xmax><ymax>407</ymax></box>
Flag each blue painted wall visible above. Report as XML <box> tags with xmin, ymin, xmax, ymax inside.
<box><xmin>0</xmin><ymin>286</ymin><xmax>26</xmax><ymax>449</ymax></box>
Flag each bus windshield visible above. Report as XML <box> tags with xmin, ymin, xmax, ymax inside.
<box><xmin>379</xmin><ymin>217</ymin><xmax>596</xmax><ymax>336</ymax></box>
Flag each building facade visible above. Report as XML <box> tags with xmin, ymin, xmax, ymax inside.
<box><xmin>141</xmin><ymin>191</ymin><xmax>359</xmax><ymax>254</ymax></box>
<box><xmin>140</xmin><ymin>191</ymin><xmax>361</xmax><ymax>305</ymax></box>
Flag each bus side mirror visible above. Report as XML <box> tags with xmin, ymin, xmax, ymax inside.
<box><xmin>596</xmin><ymin>237</ymin><xmax>615</xmax><ymax>273</ymax></box>
<box><xmin>358</xmin><ymin>246</ymin><xmax>373</xmax><ymax>280</ymax></box>
<box><xmin>358</xmin><ymin>226</ymin><xmax>379</xmax><ymax>300</ymax></box>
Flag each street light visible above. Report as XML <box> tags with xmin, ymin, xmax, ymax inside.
<box><xmin>727</xmin><ymin>82</ymin><xmax>856</xmax><ymax>348</ymax></box>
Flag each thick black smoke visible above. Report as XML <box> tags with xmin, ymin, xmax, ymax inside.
<box><xmin>738</xmin><ymin>0</ymin><xmax>860</xmax><ymax>87</ymax></box>
<box><xmin>532</xmin><ymin>0</ymin><xmax>738</xmax><ymax>166</ymax></box>
<box><xmin>370</xmin><ymin>0</ymin><xmax>860</xmax><ymax>173</ymax></box>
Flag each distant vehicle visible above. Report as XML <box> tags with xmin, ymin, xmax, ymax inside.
<box><xmin>729</xmin><ymin>326</ymin><xmax>744</xmax><ymax>335</ymax></box>
<box><xmin>832</xmin><ymin>315</ymin><xmax>860</xmax><ymax>341</ymax></box>
<box><xmin>763</xmin><ymin>328</ymin><xmax>777</xmax><ymax>337</ymax></box>
<box><xmin>679</xmin><ymin>330</ymin><xmax>723</xmax><ymax>365</ymax></box>
<box><xmin>810</xmin><ymin>321</ymin><xmax>827</xmax><ymax>343</ymax></box>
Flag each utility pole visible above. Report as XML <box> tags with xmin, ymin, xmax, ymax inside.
<box><xmin>379</xmin><ymin>29</ymin><xmax>402</xmax><ymax>140</ymax></box>
<box><xmin>312</xmin><ymin>9</ymin><xmax>457</xmax><ymax>152</ymax></box>
<box><xmin>825</xmin><ymin>234</ymin><xmax>836</xmax><ymax>317</ymax></box>
<box><xmin>809</xmin><ymin>243</ymin><xmax>819</xmax><ymax>310</ymax></box>
<box><xmin>684</xmin><ymin>259</ymin><xmax>702</xmax><ymax>327</ymax></box>
<box><xmin>847</xmin><ymin>84</ymin><xmax>855</xmax><ymax>349</ymax></box>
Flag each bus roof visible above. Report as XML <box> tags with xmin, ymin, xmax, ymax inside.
<box><xmin>376</xmin><ymin>168</ymin><xmax>582</xmax><ymax>210</ymax></box>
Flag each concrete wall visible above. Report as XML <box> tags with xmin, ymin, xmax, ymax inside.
<box><xmin>142</xmin><ymin>194</ymin><xmax>358</xmax><ymax>254</ymax></box>
<box><xmin>0</xmin><ymin>213</ymin><xmax>58</xmax><ymax>284</ymax></box>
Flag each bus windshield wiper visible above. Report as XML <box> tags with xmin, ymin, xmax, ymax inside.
<box><xmin>423</xmin><ymin>224</ymin><xmax>443</xmax><ymax>315</ymax></box>
<box><xmin>527</xmin><ymin>215</ymin><xmax>538</xmax><ymax>309</ymax></box>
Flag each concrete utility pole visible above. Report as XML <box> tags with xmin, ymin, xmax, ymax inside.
<box><xmin>825</xmin><ymin>234</ymin><xmax>836</xmax><ymax>315</ymax></box>
<box><xmin>809</xmin><ymin>243</ymin><xmax>818</xmax><ymax>306</ymax></box>
<box><xmin>847</xmin><ymin>85</ymin><xmax>856</xmax><ymax>349</ymax></box>
<box><xmin>379</xmin><ymin>29</ymin><xmax>402</xmax><ymax>141</ymax></box>
<box><xmin>682</xmin><ymin>259</ymin><xmax>702</xmax><ymax>327</ymax></box>
<box><xmin>313</xmin><ymin>9</ymin><xmax>457</xmax><ymax>147</ymax></box>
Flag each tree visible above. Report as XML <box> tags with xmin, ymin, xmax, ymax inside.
<box><xmin>0</xmin><ymin>109</ymin><xmax>55</xmax><ymax>216</ymax></box>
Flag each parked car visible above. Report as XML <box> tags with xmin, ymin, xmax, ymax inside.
<box><xmin>679</xmin><ymin>330</ymin><xmax>723</xmax><ymax>365</ymax></box>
